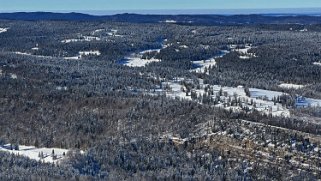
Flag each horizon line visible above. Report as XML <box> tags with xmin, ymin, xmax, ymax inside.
<box><xmin>1</xmin><ymin>7</ymin><xmax>321</xmax><ymax>16</ymax></box>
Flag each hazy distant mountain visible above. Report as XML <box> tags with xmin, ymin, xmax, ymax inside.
<box><xmin>0</xmin><ymin>11</ymin><xmax>320</xmax><ymax>25</ymax></box>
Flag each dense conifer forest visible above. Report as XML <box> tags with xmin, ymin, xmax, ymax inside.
<box><xmin>0</xmin><ymin>14</ymin><xmax>321</xmax><ymax>180</ymax></box>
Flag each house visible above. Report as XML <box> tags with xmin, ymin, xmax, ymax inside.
<box><xmin>295</xmin><ymin>96</ymin><xmax>309</xmax><ymax>108</ymax></box>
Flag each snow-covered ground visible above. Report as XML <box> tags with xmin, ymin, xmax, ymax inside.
<box><xmin>162</xmin><ymin>81</ymin><xmax>192</xmax><ymax>101</ymax></box>
<box><xmin>305</xmin><ymin>98</ymin><xmax>321</xmax><ymax>107</ymax></box>
<box><xmin>191</xmin><ymin>50</ymin><xmax>229</xmax><ymax>74</ymax></box>
<box><xmin>313</xmin><ymin>62</ymin><xmax>321</xmax><ymax>66</ymax></box>
<box><xmin>91</xmin><ymin>29</ymin><xmax>104</xmax><ymax>35</ymax></box>
<box><xmin>14</xmin><ymin>49</ymin><xmax>100</xmax><ymax>60</ymax></box>
<box><xmin>278</xmin><ymin>83</ymin><xmax>305</xmax><ymax>89</ymax></box>
<box><xmin>79</xmin><ymin>50</ymin><xmax>101</xmax><ymax>56</ymax></box>
<box><xmin>191</xmin><ymin>44</ymin><xmax>255</xmax><ymax>74</ymax></box>
<box><xmin>250</xmin><ymin>88</ymin><xmax>285</xmax><ymax>100</ymax></box>
<box><xmin>0</xmin><ymin>28</ymin><xmax>8</xmax><ymax>33</ymax></box>
<box><xmin>61</xmin><ymin>36</ymin><xmax>101</xmax><ymax>43</ymax></box>
<box><xmin>14</xmin><ymin>52</ymin><xmax>53</xmax><ymax>59</ymax></box>
<box><xmin>56</xmin><ymin>86</ymin><xmax>68</xmax><ymax>91</ymax></box>
<box><xmin>163</xmin><ymin>20</ymin><xmax>177</xmax><ymax>23</ymax></box>
<box><xmin>107</xmin><ymin>29</ymin><xmax>123</xmax><ymax>37</ymax></box>
<box><xmin>230</xmin><ymin>44</ymin><xmax>257</xmax><ymax>59</ymax></box>
<box><xmin>149</xmin><ymin>77</ymin><xmax>291</xmax><ymax>117</ymax></box>
<box><xmin>299</xmin><ymin>28</ymin><xmax>308</xmax><ymax>32</ymax></box>
<box><xmin>64</xmin><ymin>56</ymin><xmax>80</xmax><ymax>60</ymax></box>
<box><xmin>0</xmin><ymin>144</ymin><xmax>69</xmax><ymax>164</ymax></box>
<box><xmin>64</xmin><ymin>51</ymin><xmax>101</xmax><ymax>60</ymax></box>
<box><xmin>120</xmin><ymin>42</ymin><xmax>167</xmax><ymax>67</ymax></box>
<box><xmin>179</xmin><ymin>45</ymin><xmax>189</xmax><ymax>49</ymax></box>
<box><xmin>10</xmin><ymin>73</ymin><xmax>18</xmax><ymax>79</ymax></box>
<box><xmin>121</xmin><ymin>56</ymin><xmax>161</xmax><ymax>67</ymax></box>
<box><xmin>140</xmin><ymin>48</ymin><xmax>161</xmax><ymax>54</ymax></box>
<box><xmin>191</xmin><ymin>58</ymin><xmax>216</xmax><ymax>74</ymax></box>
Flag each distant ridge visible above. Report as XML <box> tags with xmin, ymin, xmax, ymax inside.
<box><xmin>0</xmin><ymin>12</ymin><xmax>321</xmax><ymax>25</ymax></box>
<box><xmin>0</xmin><ymin>12</ymin><xmax>100</xmax><ymax>21</ymax></box>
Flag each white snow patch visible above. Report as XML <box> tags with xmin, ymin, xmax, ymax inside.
<box><xmin>61</xmin><ymin>39</ymin><xmax>79</xmax><ymax>43</ymax></box>
<box><xmin>123</xmin><ymin>56</ymin><xmax>161</xmax><ymax>67</ymax></box>
<box><xmin>0</xmin><ymin>144</ymin><xmax>69</xmax><ymax>164</ymax></box>
<box><xmin>234</xmin><ymin>45</ymin><xmax>252</xmax><ymax>54</ymax></box>
<box><xmin>0</xmin><ymin>28</ymin><xmax>8</xmax><ymax>33</ymax></box>
<box><xmin>121</xmin><ymin>41</ymin><xmax>167</xmax><ymax>67</ymax></box>
<box><xmin>64</xmin><ymin>50</ymin><xmax>101</xmax><ymax>60</ymax></box>
<box><xmin>231</xmin><ymin>44</ymin><xmax>257</xmax><ymax>59</ymax></box>
<box><xmin>305</xmin><ymin>98</ymin><xmax>321</xmax><ymax>107</ymax></box>
<box><xmin>313</xmin><ymin>62</ymin><xmax>321</xmax><ymax>66</ymax></box>
<box><xmin>191</xmin><ymin>58</ymin><xmax>216</xmax><ymax>74</ymax></box>
<box><xmin>64</xmin><ymin>56</ymin><xmax>80</xmax><ymax>60</ymax></box>
<box><xmin>140</xmin><ymin>48</ymin><xmax>161</xmax><ymax>54</ymax></box>
<box><xmin>249</xmin><ymin>88</ymin><xmax>285</xmax><ymax>100</ymax></box>
<box><xmin>279</xmin><ymin>83</ymin><xmax>305</xmax><ymax>89</ymax></box>
<box><xmin>162</xmin><ymin>81</ymin><xmax>192</xmax><ymax>101</ymax></box>
<box><xmin>179</xmin><ymin>45</ymin><xmax>189</xmax><ymax>49</ymax></box>
<box><xmin>149</xmin><ymin>77</ymin><xmax>291</xmax><ymax>117</ymax></box>
<box><xmin>191</xmin><ymin>50</ymin><xmax>229</xmax><ymax>74</ymax></box>
<box><xmin>163</xmin><ymin>20</ymin><xmax>177</xmax><ymax>23</ymax></box>
<box><xmin>91</xmin><ymin>29</ymin><xmax>104</xmax><ymax>35</ymax></box>
<box><xmin>79</xmin><ymin>50</ymin><xmax>101</xmax><ymax>56</ymax></box>
<box><xmin>83</xmin><ymin>36</ymin><xmax>101</xmax><ymax>41</ymax></box>
<box><xmin>107</xmin><ymin>29</ymin><xmax>123</xmax><ymax>37</ymax></box>
<box><xmin>239</xmin><ymin>55</ymin><xmax>251</xmax><ymax>59</ymax></box>
<box><xmin>56</xmin><ymin>86</ymin><xmax>68</xmax><ymax>91</ymax></box>
<box><xmin>10</xmin><ymin>73</ymin><xmax>17</xmax><ymax>79</ymax></box>
<box><xmin>61</xmin><ymin>36</ymin><xmax>100</xmax><ymax>43</ymax></box>
<box><xmin>14</xmin><ymin>51</ymin><xmax>57</xmax><ymax>59</ymax></box>
<box><xmin>14</xmin><ymin>52</ymin><xmax>32</xmax><ymax>56</ymax></box>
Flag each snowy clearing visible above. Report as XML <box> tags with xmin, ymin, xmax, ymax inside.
<box><xmin>191</xmin><ymin>50</ymin><xmax>229</xmax><ymax>74</ymax></box>
<box><xmin>121</xmin><ymin>56</ymin><xmax>161</xmax><ymax>67</ymax></box>
<box><xmin>64</xmin><ymin>50</ymin><xmax>101</xmax><ymax>60</ymax></box>
<box><xmin>305</xmin><ymin>98</ymin><xmax>321</xmax><ymax>107</ymax></box>
<box><xmin>249</xmin><ymin>88</ymin><xmax>285</xmax><ymax>100</ymax></box>
<box><xmin>0</xmin><ymin>144</ymin><xmax>69</xmax><ymax>164</ymax></box>
<box><xmin>107</xmin><ymin>29</ymin><xmax>124</xmax><ymax>37</ymax></box>
<box><xmin>119</xmin><ymin>41</ymin><xmax>167</xmax><ymax>67</ymax></box>
<box><xmin>149</xmin><ymin>78</ymin><xmax>291</xmax><ymax>117</ymax></box>
<box><xmin>230</xmin><ymin>44</ymin><xmax>257</xmax><ymax>59</ymax></box>
<box><xmin>279</xmin><ymin>83</ymin><xmax>305</xmax><ymax>89</ymax></box>
<box><xmin>191</xmin><ymin>58</ymin><xmax>216</xmax><ymax>74</ymax></box>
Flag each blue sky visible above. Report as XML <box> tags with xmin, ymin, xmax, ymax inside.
<box><xmin>0</xmin><ymin>0</ymin><xmax>320</xmax><ymax>12</ymax></box>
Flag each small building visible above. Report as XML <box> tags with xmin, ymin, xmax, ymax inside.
<box><xmin>295</xmin><ymin>96</ymin><xmax>309</xmax><ymax>108</ymax></box>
